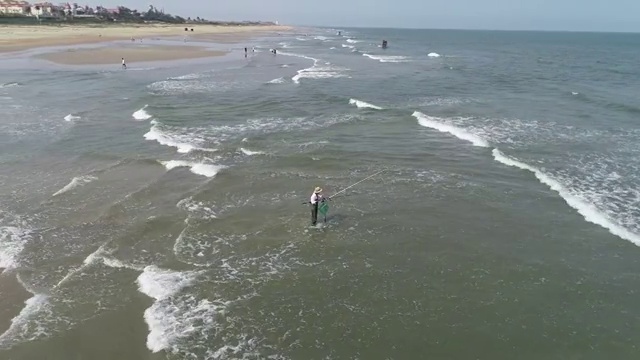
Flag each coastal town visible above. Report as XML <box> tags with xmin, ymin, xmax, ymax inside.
<box><xmin>0</xmin><ymin>1</ymin><xmax>122</xmax><ymax>17</ymax></box>
<box><xmin>0</xmin><ymin>1</ymin><xmax>276</xmax><ymax>24</ymax></box>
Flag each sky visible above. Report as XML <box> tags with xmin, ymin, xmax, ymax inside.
<box><xmin>100</xmin><ymin>0</ymin><xmax>640</xmax><ymax>33</ymax></box>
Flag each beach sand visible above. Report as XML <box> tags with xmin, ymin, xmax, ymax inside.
<box><xmin>36</xmin><ymin>45</ymin><xmax>228</xmax><ymax>65</ymax></box>
<box><xmin>0</xmin><ymin>24</ymin><xmax>292</xmax><ymax>53</ymax></box>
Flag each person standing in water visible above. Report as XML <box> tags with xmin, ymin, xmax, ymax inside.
<box><xmin>310</xmin><ymin>187</ymin><xmax>324</xmax><ymax>226</ymax></box>
<box><xmin>121</xmin><ymin>58</ymin><xmax>126</xmax><ymax>69</ymax></box>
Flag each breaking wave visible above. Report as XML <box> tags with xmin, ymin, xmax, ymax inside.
<box><xmin>63</xmin><ymin>114</ymin><xmax>80</xmax><ymax>122</ymax></box>
<box><xmin>133</xmin><ymin>105</ymin><xmax>152</xmax><ymax>121</ymax></box>
<box><xmin>144</xmin><ymin>120</ymin><xmax>217</xmax><ymax>153</ymax></box>
<box><xmin>363</xmin><ymin>54</ymin><xmax>410</xmax><ymax>63</ymax></box>
<box><xmin>413</xmin><ymin>111</ymin><xmax>640</xmax><ymax>246</ymax></box>
<box><xmin>349</xmin><ymin>98</ymin><xmax>383</xmax><ymax>110</ymax></box>
<box><xmin>412</xmin><ymin>111</ymin><xmax>489</xmax><ymax>147</ymax></box>
<box><xmin>52</xmin><ymin>175</ymin><xmax>97</xmax><ymax>197</ymax></box>
<box><xmin>239</xmin><ymin>148</ymin><xmax>265</xmax><ymax>156</ymax></box>
<box><xmin>160</xmin><ymin>160</ymin><xmax>224</xmax><ymax>178</ymax></box>
<box><xmin>281</xmin><ymin>52</ymin><xmax>350</xmax><ymax>84</ymax></box>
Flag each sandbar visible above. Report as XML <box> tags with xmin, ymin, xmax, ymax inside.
<box><xmin>35</xmin><ymin>45</ymin><xmax>227</xmax><ymax>65</ymax></box>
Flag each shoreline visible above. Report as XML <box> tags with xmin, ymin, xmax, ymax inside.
<box><xmin>0</xmin><ymin>24</ymin><xmax>293</xmax><ymax>54</ymax></box>
<box><xmin>0</xmin><ymin>23</ymin><xmax>293</xmax><ymax>66</ymax></box>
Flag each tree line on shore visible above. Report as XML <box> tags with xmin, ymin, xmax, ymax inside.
<box><xmin>0</xmin><ymin>4</ymin><xmax>274</xmax><ymax>26</ymax></box>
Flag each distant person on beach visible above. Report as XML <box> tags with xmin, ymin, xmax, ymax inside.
<box><xmin>244</xmin><ymin>47</ymin><xmax>247</xmax><ymax>58</ymax></box>
<box><xmin>121</xmin><ymin>58</ymin><xmax>126</xmax><ymax>69</ymax></box>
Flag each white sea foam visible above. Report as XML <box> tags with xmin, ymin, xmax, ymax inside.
<box><xmin>137</xmin><ymin>265</ymin><xmax>196</xmax><ymax>301</ymax></box>
<box><xmin>147</xmin><ymin>79</ymin><xmax>241</xmax><ymax>95</ymax></box>
<box><xmin>267</xmin><ymin>77</ymin><xmax>285</xmax><ymax>84</ymax></box>
<box><xmin>413</xmin><ymin>111</ymin><xmax>489</xmax><ymax>147</ymax></box>
<box><xmin>0</xmin><ymin>225</ymin><xmax>31</xmax><ymax>272</ymax></box>
<box><xmin>286</xmin><ymin>53</ymin><xmax>349</xmax><ymax>84</ymax></box>
<box><xmin>168</xmin><ymin>73</ymin><xmax>204</xmax><ymax>80</ymax></box>
<box><xmin>144</xmin><ymin>120</ymin><xmax>217</xmax><ymax>153</ymax></box>
<box><xmin>341</xmin><ymin>44</ymin><xmax>355</xmax><ymax>49</ymax></box>
<box><xmin>52</xmin><ymin>176</ymin><xmax>97</xmax><ymax>197</ymax></box>
<box><xmin>177</xmin><ymin>197</ymin><xmax>217</xmax><ymax>220</ymax></box>
<box><xmin>428</xmin><ymin>52</ymin><xmax>441</xmax><ymax>58</ymax></box>
<box><xmin>0</xmin><ymin>82</ymin><xmax>19</xmax><ymax>88</ymax></box>
<box><xmin>362</xmin><ymin>53</ymin><xmax>410</xmax><ymax>63</ymax></box>
<box><xmin>80</xmin><ymin>244</ymin><xmax>143</xmax><ymax>271</ymax></box>
<box><xmin>63</xmin><ymin>114</ymin><xmax>80</xmax><ymax>122</ymax></box>
<box><xmin>492</xmin><ymin>149</ymin><xmax>640</xmax><ymax>246</ymax></box>
<box><xmin>0</xmin><ymin>293</ymin><xmax>52</xmax><ymax>349</ymax></box>
<box><xmin>572</xmin><ymin>92</ymin><xmax>579</xmax><ymax>95</ymax></box>
<box><xmin>136</xmin><ymin>266</ymin><xmax>226</xmax><ymax>354</ymax></box>
<box><xmin>349</xmin><ymin>98</ymin><xmax>383</xmax><ymax>110</ymax></box>
<box><xmin>346</xmin><ymin>39</ymin><xmax>360</xmax><ymax>43</ymax></box>
<box><xmin>240</xmin><ymin>148</ymin><xmax>265</xmax><ymax>156</ymax></box>
<box><xmin>133</xmin><ymin>105</ymin><xmax>152</xmax><ymax>121</ymax></box>
<box><xmin>161</xmin><ymin>160</ymin><xmax>224</xmax><ymax>178</ymax></box>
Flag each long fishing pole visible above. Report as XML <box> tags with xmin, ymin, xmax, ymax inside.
<box><xmin>329</xmin><ymin>169</ymin><xmax>386</xmax><ymax>199</ymax></box>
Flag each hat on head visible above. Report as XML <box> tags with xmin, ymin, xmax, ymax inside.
<box><xmin>314</xmin><ymin>187</ymin><xmax>322</xmax><ymax>193</ymax></box>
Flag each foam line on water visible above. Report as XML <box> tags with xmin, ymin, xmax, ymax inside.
<box><xmin>413</xmin><ymin>111</ymin><xmax>489</xmax><ymax>147</ymax></box>
<box><xmin>52</xmin><ymin>175</ymin><xmax>97</xmax><ymax>197</ymax></box>
<box><xmin>0</xmin><ymin>293</ymin><xmax>51</xmax><ymax>349</ymax></box>
<box><xmin>349</xmin><ymin>98</ymin><xmax>383</xmax><ymax>110</ymax></box>
<box><xmin>136</xmin><ymin>266</ymin><xmax>226</xmax><ymax>353</ymax></box>
<box><xmin>280</xmin><ymin>51</ymin><xmax>349</xmax><ymax>84</ymax></box>
<box><xmin>362</xmin><ymin>54</ymin><xmax>410</xmax><ymax>63</ymax></box>
<box><xmin>239</xmin><ymin>148</ymin><xmax>265</xmax><ymax>156</ymax></box>
<box><xmin>54</xmin><ymin>243</ymin><xmax>143</xmax><ymax>289</ymax></box>
<box><xmin>267</xmin><ymin>77</ymin><xmax>285</xmax><ymax>84</ymax></box>
<box><xmin>160</xmin><ymin>160</ymin><xmax>224</xmax><ymax>178</ymax></box>
<box><xmin>0</xmin><ymin>215</ymin><xmax>31</xmax><ymax>272</ymax></box>
<box><xmin>63</xmin><ymin>114</ymin><xmax>80</xmax><ymax>122</ymax></box>
<box><xmin>492</xmin><ymin>149</ymin><xmax>640</xmax><ymax>246</ymax></box>
<box><xmin>144</xmin><ymin>120</ymin><xmax>217</xmax><ymax>154</ymax></box>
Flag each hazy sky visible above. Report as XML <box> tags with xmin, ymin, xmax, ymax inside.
<box><xmin>103</xmin><ymin>0</ymin><xmax>640</xmax><ymax>32</ymax></box>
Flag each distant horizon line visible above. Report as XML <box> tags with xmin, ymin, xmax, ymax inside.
<box><xmin>284</xmin><ymin>23</ymin><xmax>640</xmax><ymax>35</ymax></box>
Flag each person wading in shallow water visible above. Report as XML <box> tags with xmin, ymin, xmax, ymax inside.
<box><xmin>310</xmin><ymin>187</ymin><xmax>325</xmax><ymax>226</ymax></box>
<box><xmin>121</xmin><ymin>57</ymin><xmax>127</xmax><ymax>69</ymax></box>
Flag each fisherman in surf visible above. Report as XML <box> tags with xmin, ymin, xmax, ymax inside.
<box><xmin>310</xmin><ymin>187</ymin><xmax>325</xmax><ymax>226</ymax></box>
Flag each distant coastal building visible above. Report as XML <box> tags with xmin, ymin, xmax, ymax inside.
<box><xmin>0</xmin><ymin>1</ymin><xmax>30</xmax><ymax>14</ymax></box>
<box><xmin>0</xmin><ymin>1</ymin><xmax>100</xmax><ymax>16</ymax></box>
<box><xmin>31</xmin><ymin>2</ymin><xmax>55</xmax><ymax>16</ymax></box>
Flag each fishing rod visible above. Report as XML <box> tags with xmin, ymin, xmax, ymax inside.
<box><xmin>300</xmin><ymin>168</ymin><xmax>386</xmax><ymax>204</ymax></box>
<box><xmin>329</xmin><ymin>169</ymin><xmax>386</xmax><ymax>200</ymax></box>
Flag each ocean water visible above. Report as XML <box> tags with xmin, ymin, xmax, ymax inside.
<box><xmin>1</xmin><ymin>27</ymin><xmax>640</xmax><ymax>359</ymax></box>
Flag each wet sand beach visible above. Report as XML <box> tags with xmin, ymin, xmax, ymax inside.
<box><xmin>36</xmin><ymin>45</ymin><xmax>228</xmax><ymax>65</ymax></box>
<box><xmin>0</xmin><ymin>24</ymin><xmax>292</xmax><ymax>53</ymax></box>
